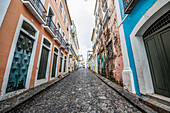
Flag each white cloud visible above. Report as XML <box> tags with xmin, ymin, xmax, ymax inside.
<box><xmin>67</xmin><ymin>0</ymin><xmax>95</xmax><ymax>65</ymax></box>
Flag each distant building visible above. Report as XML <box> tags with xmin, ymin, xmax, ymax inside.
<box><xmin>78</xmin><ymin>55</ymin><xmax>85</xmax><ymax>68</ymax></box>
<box><xmin>87</xmin><ymin>51</ymin><xmax>93</xmax><ymax>69</ymax></box>
<box><xmin>91</xmin><ymin>29</ymin><xmax>98</xmax><ymax>73</ymax></box>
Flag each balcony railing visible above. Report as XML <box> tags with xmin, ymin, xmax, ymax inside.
<box><xmin>123</xmin><ymin>0</ymin><xmax>139</xmax><ymax>14</ymax></box>
<box><xmin>65</xmin><ymin>46</ymin><xmax>69</xmax><ymax>53</ymax></box>
<box><xmin>103</xmin><ymin>9</ymin><xmax>110</xmax><ymax>27</ymax></box>
<box><xmin>23</xmin><ymin>0</ymin><xmax>47</xmax><ymax>24</ymax></box>
<box><xmin>46</xmin><ymin>17</ymin><xmax>56</xmax><ymax>34</ymax></box>
<box><xmin>70</xmin><ymin>45</ymin><xmax>78</xmax><ymax>59</ymax></box>
<box><xmin>54</xmin><ymin>30</ymin><xmax>62</xmax><ymax>44</ymax></box>
<box><xmin>44</xmin><ymin>17</ymin><xmax>57</xmax><ymax>37</ymax></box>
<box><xmin>61</xmin><ymin>38</ymin><xmax>66</xmax><ymax>49</ymax></box>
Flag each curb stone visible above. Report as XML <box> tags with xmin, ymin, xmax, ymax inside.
<box><xmin>0</xmin><ymin>72</ymin><xmax>72</xmax><ymax>113</ymax></box>
<box><xmin>88</xmin><ymin>69</ymin><xmax>157</xmax><ymax>113</ymax></box>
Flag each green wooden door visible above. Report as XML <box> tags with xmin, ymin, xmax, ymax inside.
<box><xmin>6</xmin><ymin>32</ymin><xmax>34</xmax><ymax>93</ymax></box>
<box><xmin>144</xmin><ymin>27</ymin><xmax>170</xmax><ymax>97</ymax></box>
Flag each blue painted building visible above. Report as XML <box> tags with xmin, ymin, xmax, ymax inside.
<box><xmin>115</xmin><ymin>0</ymin><xmax>170</xmax><ymax>98</ymax></box>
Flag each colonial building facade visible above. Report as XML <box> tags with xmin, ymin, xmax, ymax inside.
<box><xmin>93</xmin><ymin>0</ymin><xmax>124</xmax><ymax>85</ymax></box>
<box><xmin>0</xmin><ymin>0</ymin><xmax>72</xmax><ymax>100</ymax></box>
<box><xmin>68</xmin><ymin>21</ymin><xmax>79</xmax><ymax>72</ymax></box>
<box><xmin>91</xmin><ymin>29</ymin><xmax>98</xmax><ymax>73</ymax></box>
<box><xmin>114</xmin><ymin>0</ymin><xmax>170</xmax><ymax>98</ymax></box>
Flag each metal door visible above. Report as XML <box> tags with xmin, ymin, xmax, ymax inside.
<box><xmin>6</xmin><ymin>32</ymin><xmax>34</xmax><ymax>93</ymax></box>
<box><xmin>144</xmin><ymin>27</ymin><xmax>170</xmax><ymax>97</ymax></box>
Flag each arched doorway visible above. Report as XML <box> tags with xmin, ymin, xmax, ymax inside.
<box><xmin>143</xmin><ymin>11</ymin><xmax>170</xmax><ymax>97</ymax></box>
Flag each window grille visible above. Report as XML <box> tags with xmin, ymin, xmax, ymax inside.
<box><xmin>143</xmin><ymin>10</ymin><xmax>170</xmax><ymax>38</ymax></box>
<box><xmin>22</xmin><ymin>21</ymin><xmax>36</xmax><ymax>36</ymax></box>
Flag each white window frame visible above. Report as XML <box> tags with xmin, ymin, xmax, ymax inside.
<box><xmin>64</xmin><ymin>13</ymin><xmax>66</xmax><ymax>25</ymax></box>
<box><xmin>47</xmin><ymin>4</ymin><xmax>56</xmax><ymax>22</ymax></box>
<box><xmin>67</xmin><ymin>23</ymin><xmax>69</xmax><ymax>32</ymax></box>
<box><xmin>59</xmin><ymin>51</ymin><xmax>64</xmax><ymax>75</ymax></box>
<box><xmin>57</xmin><ymin>21</ymin><xmax>61</xmax><ymax>33</ymax></box>
<box><xmin>59</xmin><ymin>1</ymin><xmax>63</xmax><ymax>16</ymax></box>
<box><xmin>50</xmin><ymin>45</ymin><xmax>59</xmax><ymax>80</ymax></box>
<box><xmin>34</xmin><ymin>35</ymin><xmax>52</xmax><ymax>87</ymax></box>
<box><xmin>62</xmin><ymin>32</ymin><xmax>65</xmax><ymax>40</ymax></box>
<box><xmin>63</xmin><ymin>55</ymin><xmax>67</xmax><ymax>74</ymax></box>
<box><xmin>0</xmin><ymin>15</ymin><xmax>39</xmax><ymax>100</ymax></box>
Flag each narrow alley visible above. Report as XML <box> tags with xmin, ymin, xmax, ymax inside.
<box><xmin>10</xmin><ymin>69</ymin><xmax>141</xmax><ymax>113</ymax></box>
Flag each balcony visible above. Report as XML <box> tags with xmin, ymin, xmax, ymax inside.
<box><xmin>65</xmin><ymin>46</ymin><xmax>69</xmax><ymax>53</ymax></box>
<box><xmin>44</xmin><ymin>17</ymin><xmax>57</xmax><ymax>37</ymax></box>
<box><xmin>54</xmin><ymin>30</ymin><xmax>62</xmax><ymax>44</ymax></box>
<box><xmin>123</xmin><ymin>0</ymin><xmax>139</xmax><ymax>14</ymax></box>
<box><xmin>61</xmin><ymin>38</ymin><xmax>66</xmax><ymax>49</ymax></box>
<box><xmin>22</xmin><ymin>0</ymin><xmax>47</xmax><ymax>24</ymax></box>
<box><xmin>103</xmin><ymin>9</ymin><xmax>110</xmax><ymax>27</ymax></box>
<box><xmin>70</xmin><ymin>45</ymin><xmax>78</xmax><ymax>59</ymax></box>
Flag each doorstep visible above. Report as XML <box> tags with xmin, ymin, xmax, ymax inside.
<box><xmin>0</xmin><ymin>73</ymin><xmax>70</xmax><ymax>113</ymax></box>
<box><xmin>147</xmin><ymin>94</ymin><xmax>170</xmax><ymax>106</ymax></box>
<box><xmin>89</xmin><ymin>70</ymin><xmax>157</xmax><ymax>113</ymax></box>
<box><xmin>138</xmin><ymin>94</ymin><xmax>170</xmax><ymax>113</ymax></box>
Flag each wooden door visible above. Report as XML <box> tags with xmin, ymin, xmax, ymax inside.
<box><xmin>144</xmin><ymin>27</ymin><xmax>170</xmax><ymax>97</ymax></box>
<box><xmin>6</xmin><ymin>32</ymin><xmax>34</xmax><ymax>92</ymax></box>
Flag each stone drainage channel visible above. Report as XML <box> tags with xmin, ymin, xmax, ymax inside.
<box><xmin>6</xmin><ymin>69</ymin><xmax>156</xmax><ymax>113</ymax></box>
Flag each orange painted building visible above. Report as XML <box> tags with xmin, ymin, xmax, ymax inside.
<box><xmin>0</xmin><ymin>0</ymin><xmax>72</xmax><ymax>100</ymax></box>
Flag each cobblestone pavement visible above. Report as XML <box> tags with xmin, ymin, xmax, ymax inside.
<box><xmin>10</xmin><ymin>69</ymin><xmax>141</xmax><ymax>113</ymax></box>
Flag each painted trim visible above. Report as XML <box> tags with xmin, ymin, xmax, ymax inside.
<box><xmin>0</xmin><ymin>0</ymin><xmax>11</xmax><ymax>28</ymax></box>
<box><xmin>50</xmin><ymin>45</ymin><xmax>59</xmax><ymax>80</ymax></box>
<box><xmin>130</xmin><ymin>0</ymin><xmax>169</xmax><ymax>95</ymax></box>
<box><xmin>114</xmin><ymin>0</ymin><xmax>136</xmax><ymax>93</ymax></box>
<box><xmin>34</xmin><ymin>35</ymin><xmax>52</xmax><ymax>86</ymax></box>
<box><xmin>0</xmin><ymin>14</ymin><xmax>39</xmax><ymax>100</ymax></box>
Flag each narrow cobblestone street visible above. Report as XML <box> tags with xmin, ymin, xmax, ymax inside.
<box><xmin>10</xmin><ymin>69</ymin><xmax>141</xmax><ymax>113</ymax></box>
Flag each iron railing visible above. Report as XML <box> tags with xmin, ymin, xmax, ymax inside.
<box><xmin>70</xmin><ymin>45</ymin><xmax>78</xmax><ymax>59</ymax></box>
<box><xmin>55</xmin><ymin>30</ymin><xmax>62</xmax><ymax>43</ymax></box>
<box><xmin>46</xmin><ymin>16</ymin><xmax>57</xmax><ymax>35</ymax></box>
<box><xmin>123</xmin><ymin>0</ymin><xmax>139</xmax><ymax>14</ymax></box>
<box><xmin>61</xmin><ymin>38</ymin><xmax>66</xmax><ymax>48</ymax></box>
<box><xmin>27</xmin><ymin>0</ymin><xmax>47</xmax><ymax>21</ymax></box>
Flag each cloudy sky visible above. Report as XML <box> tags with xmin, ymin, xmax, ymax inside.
<box><xmin>67</xmin><ymin>0</ymin><xmax>95</xmax><ymax>64</ymax></box>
